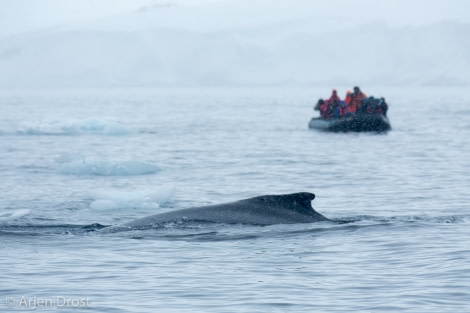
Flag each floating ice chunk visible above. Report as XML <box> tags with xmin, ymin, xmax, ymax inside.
<box><xmin>58</xmin><ymin>157</ymin><xmax>160</xmax><ymax>176</ymax></box>
<box><xmin>16</xmin><ymin>118</ymin><xmax>130</xmax><ymax>136</ymax></box>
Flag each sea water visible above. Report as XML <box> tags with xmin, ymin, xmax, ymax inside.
<box><xmin>1</xmin><ymin>87</ymin><xmax>469</xmax><ymax>312</ymax></box>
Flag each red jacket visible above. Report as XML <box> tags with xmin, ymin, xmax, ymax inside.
<box><xmin>328</xmin><ymin>90</ymin><xmax>341</xmax><ymax>104</ymax></box>
<box><xmin>349</xmin><ymin>92</ymin><xmax>365</xmax><ymax>113</ymax></box>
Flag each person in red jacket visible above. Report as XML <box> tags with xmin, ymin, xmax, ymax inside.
<box><xmin>328</xmin><ymin>89</ymin><xmax>341</xmax><ymax>103</ymax></box>
<box><xmin>328</xmin><ymin>89</ymin><xmax>342</xmax><ymax>118</ymax></box>
<box><xmin>344</xmin><ymin>90</ymin><xmax>352</xmax><ymax>105</ymax></box>
<box><xmin>314</xmin><ymin>99</ymin><xmax>331</xmax><ymax>118</ymax></box>
<box><xmin>347</xmin><ymin>86</ymin><xmax>366</xmax><ymax>114</ymax></box>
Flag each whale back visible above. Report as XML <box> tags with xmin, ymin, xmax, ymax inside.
<box><xmin>123</xmin><ymin>192</ymin><xmax>328</xmax><ymax>228</ymax></box>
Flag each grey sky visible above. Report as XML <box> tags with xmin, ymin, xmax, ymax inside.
<box><xmin>0</xmin><ymin>0</ymin><xmax>469</xmax><ymax>37</ymax></box>
<box><xmin>0</xmin><ymin>0</ymin><xmax>219</xmax><ymax>37</ymax></box>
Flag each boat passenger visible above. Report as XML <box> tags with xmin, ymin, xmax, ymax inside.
<box><xmin>315</xmin><ymin>96</ymin><xmax>337</xmax><ymax>119</ymax></box>
<box><xmin>330</xmin><ymin>99</ymin><xmax>342</xmax><ymax>118</ymax></box>
<box><xmin>326</xmin><ymin>89</ymin><xmax>344</xmax><ymax>118</ymax></box>
<box><xmin>348</xmin><ymin>86</ymin><xmax>366</xmax><ymax>114</ymax></box>
<box><xmin>322</xmin><ymin>100</ymin><xmax>333</xmax><ymax>119</ymax></box>
<box><xmin>328</xmin><ymin>89</ymin><xmax>341</xmax><ymax>104</ymax></box>
<box><xmin>379</xmin><ymin>98</ymin><xmax>388</xmax><ymax>116</ymax></box>
<box><xmin>314</xmin><ymin>98</ymin><xmax>323</xmax><ymax>111</ymax></box>
<box><xmin>315</xmin><ymin>99</ymin><xmax>330</xmax><ymax>119</ymax></box>
<box><xmin>357</xmin><ymin>97</ymin><xmax>368</xmax><ymax>113</ymax></box>
<box><xmin>338</xmin><ymin>90</ymin><xmax>352</xmax><ymax>117</ymax></box>
<box><xmin>366</xmin><ymin>97</ymin><xmax>377</xmax><ymax>113</ymax></box>
<box><xmin>344</xmin><ymin>90</ymin><xmax>352</xmax><ymax>105</ymax></box>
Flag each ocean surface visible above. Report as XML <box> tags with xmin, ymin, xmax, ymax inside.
<box><xmin>1</xmin><ymin>87</ymin><xmax>469</xmax><ymax>312</ymax></box>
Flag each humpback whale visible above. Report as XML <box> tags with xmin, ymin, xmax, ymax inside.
<box><xmin>123</xmin><ymin>192</ymin><xmax>329</xmax><ymax>228</ymax></box>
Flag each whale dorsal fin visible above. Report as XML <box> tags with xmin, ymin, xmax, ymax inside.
<box><xmin>252</xmin><ymin>192</ymin><xmax>316</xmax><ymax>214</ymax></box>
